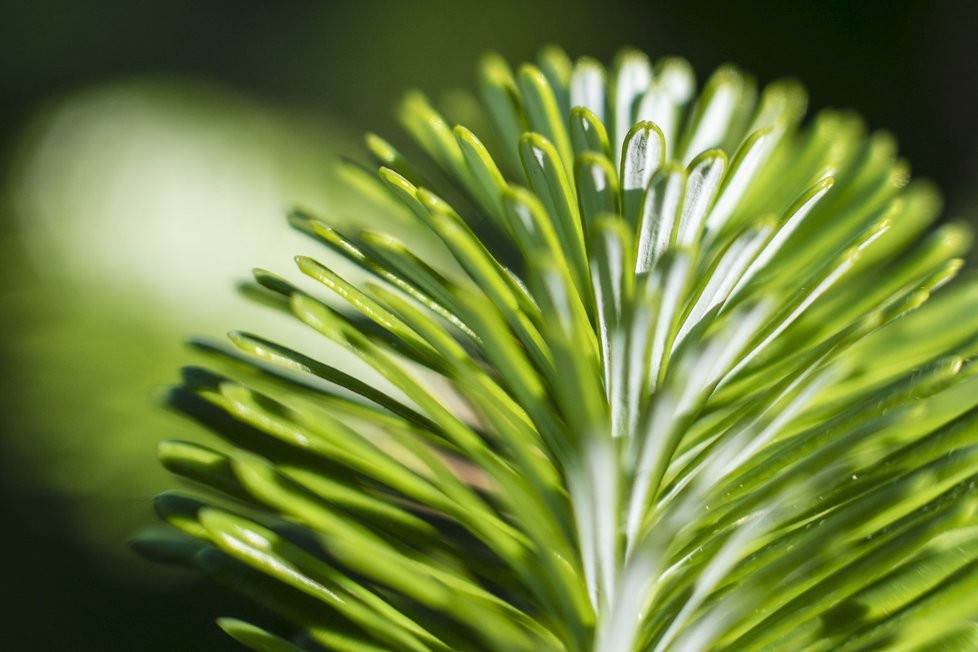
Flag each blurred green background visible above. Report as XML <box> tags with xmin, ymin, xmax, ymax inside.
<box><xmin>1</xmin><ymin>0</ymin><xmax>976</xmax><ymax>649</ymax></box>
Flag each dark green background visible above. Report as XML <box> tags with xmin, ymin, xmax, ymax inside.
<box><xmin>2</xmin><ymin>1</ymin><xmax>976</xmax><ymax>649</ymax></box>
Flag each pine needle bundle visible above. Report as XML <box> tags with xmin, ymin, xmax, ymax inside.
<box><xmin>136</xmin><ymin>46</ymin><xmax>978</xmax><ymax>651</ymax></box>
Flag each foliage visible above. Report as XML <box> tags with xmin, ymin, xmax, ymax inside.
<box><xmin>137</xmin><ymin>46</ymin><xmax>978</xmax><ymax>651</ymax></box>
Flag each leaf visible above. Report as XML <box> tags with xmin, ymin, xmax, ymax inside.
<box><xmin>142</xmin><ymin>46</ymin><xmax>978</xmax><ymax>652</ymax></box>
